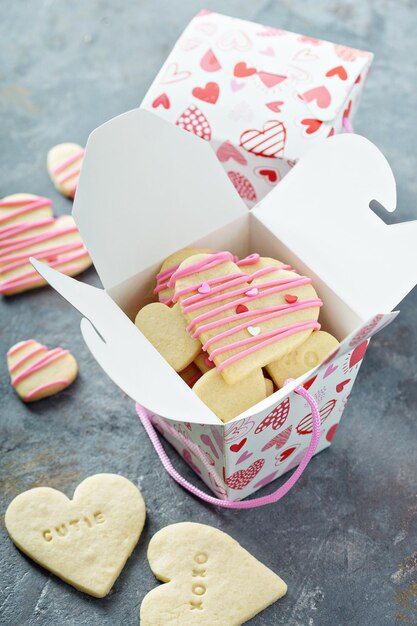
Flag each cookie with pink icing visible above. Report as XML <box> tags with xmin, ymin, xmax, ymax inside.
<box><xmin>154</xmin><ymin>247</ymin><xmax>212</xmax><ymax>305</ymax></box>
<box><xmin>0</xmin><ymin>194</ymin><xmax>53</xmax><ymax>231</ymax></box>
<box><xmin>47</xmin><ymin>143</ymin><xmax>84</xmax><ymax>198</ymax></box>
<box><xmin>0</xmin><ymin>214</ymin><xmax>92</xmax><ymax>296</ymax></box>
<box><xmin>173</xmin><ymin>252</ymin><xmax>322</xmax><ymax>385</ymax></box>
<box><xmin>7</xmin><ymin>339</ymin><xmax>77</xmax><ymax>402</ymax></box>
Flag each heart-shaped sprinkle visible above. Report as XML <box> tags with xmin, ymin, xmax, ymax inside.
<box><xmin>248</xmin><ymin>326</ymin><xmax>261</xmax><ymax>336</ymax></box>
<box><xmin>236</xmin><ymin>304</ymin><xmax>249</xmax><ymax>314</ymax></box>
<box><xmin>140</xmin><ymin>523</ymin><xmax>287</xmax><ymax>623</ymax></box>
<box><xmin>245</xmin><ymin>287</ymin><xmax>259</xmax><ymax>297</ymax></box>
<box><xmin>285</xmin><ymin>294</ymin><xmax>298</xmax><ymax>304</ymax></box>
<box><xmin>5</xmin><ymin>474</ymin><xmax>146</xmax><ymax>597</ymax></box>
<box><xmin>198</xmin><ymin>281</ymin><xmax>211</xmax><ymax>294</ymax></box>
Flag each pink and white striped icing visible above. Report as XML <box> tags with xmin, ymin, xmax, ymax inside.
<box><xmin>51</xmin><ymin>148</ymin><xmax>84</xmax><ymax>198</ymax></box>
<box><xmin>172</xmin><ymin>252</ymin><xmax>322</xmax><ymax>373</ymax></box>
<box><xmin>7</xmin><ymin>340</ymin><xmax>71</xmax><ymax>401</ymax></box>
<box><xmin>0</xmin><ymin>197</ymin><xmax>52</xmax><ymax>226</ymax></box>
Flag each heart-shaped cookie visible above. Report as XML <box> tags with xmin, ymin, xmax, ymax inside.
<box><xmin>173</xmin><ymin>252</ymin><xmax>322</xmax><ymax>385</ymax></box>
<box><xmin>192</xmin><ymin>367</ymin><xmax>267</xmax><ymax>422</ymax></box>
<box><xmin>7</xmin><ymin>339</ymin><xmax>78</xmax><ymax>402</ymax></box>
<box><xmin>47</xmin><ymin>143</ymin><xmax>85</xmax><ymax>198</ymax></box>
<box><xmin>0</xmin><ymin>193</ymin><xmax>53</xmax><ymax>231</ymax></box>
<box><xmin>154</xmin><ymin>247</ymin><xmax>212</xmax><ymax>305</ymax></box>
<box><xmin>135</xmin><ymin>302</ymin><xmax>201</xmax><ymax>372</ymax></box>
<box><xmin>140</xmin><ymin>522</ymin><xmax>287</xmax><ymax>625</ymax></box>
<box><xmin>0</xmin><ymin>214</ymin><xmax>92</xmax><ymax>295</ymax></box>
<box><xmin>267</xmin><ymin>330</ymin><xmax>339</xmax><ymax>388</ymax></box>
<box><xmin>5</xmin><ymin>474</ymin><xmax>146</xmax><ymax>597</ymax></box>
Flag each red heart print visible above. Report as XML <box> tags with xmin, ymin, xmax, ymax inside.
<box><xmin>261</xmin><ymin>425</ymin><xmax>292</xmax><ymax>451</ymax></box>
<box><xmin>200</xmin><ymin>49</ymin><xmax>221</xmax><ymax>72</ymax></box>
<box><xmin>355</xmin><ymin>74</ymin><xmax>361</xmax><ymax>84</ymax></box>
<box><xmin>265</xmin><ymin>101</ymin><xmax>284</xmax><ymax>113</ymax></box>
<box><xmin>236</xmin><ymin>304</ymin><xmax>249</xmax><ymax>314</ymax></box>
<box><xmin>227</xmin><ymin>171</ymin><xmax>257</xmax><ymax>202</ymax></box>
<box><xmin>326</xmin><ymin>65</ymin><xmax>348</xmax><ymax>80</ymax></box>
<box><xmin>223</xmin><ymin>458</ymin><xmax>265</xmax><ymax>490</ymax></box>
<box><xmin>278</xmin><ymin>445</ymin><xmax>298</xmax><ymax>463</ymax></box>
<box><xmin>254</xmin><ymin>398</ymin><xmax>290</xmax><ymax>434</ymax></box>
<box><xmin>328</xmin><ymin>127</ymin><xmax>335</xmax><ymax>137</ymax></box>
<box><xmin>152</xmin><ymin>93</ymin><xmax>170</xmax><ymax>110</ymax></box>
<box><xmin>240</xmin><ymin>120</ymin><xmax>286</xmax><ymax>158</ymax></box>
<box><xmin>336</xmin><ymin>379</ymin><xmax>351</xmax><ymax>393</ymax></box>
<box><xmin>176</xmin><ymin>105</ymin><xmax>212</xmax><ymax>141</ymax></box>
<box><xmin>216</xmin><ymin>141</ymin><xmax>247</xmax><ymax>165</ymax></box>
<box><xmin>326</xmin><ymin>423</ymin><xmax>339</xmax><ymax>443</ymax></box>
<box><xmin>344</xmin><ymin>99</ymin><xmax>352</xmax><ymax>118</ymax></box>
<box><xmin>230</xmin><ymin>437</ymin><xmax>247</xmax><ymax>453</ymax></box>
<box><xmin>258</xmin><ymin>168</ymin><xmax>278</xmax><ymax>183</ymax></box>
<box><xmin>300</xmin><ymin>86</ymin><xmax>331</xmax><ymax>109</ymax></box>
<box><xmin>297</xmin><ymin>399</ymin><xmax>336</xmax><ymax>435</ymax></box>
<box><xmin>234</xmin><ymin>62</ymin><xmax>257</xmax><ymax>77</ymax></box>
<box><xmin>257</xmin><ymin>71</ymin><xmax>286</xmax><ymax>88</ymax></box>
<box><xmin>349</xmin><ymin>341</ymin><xmax>367</xmax><ymax>367</ymax></box>
<box><xmin>285</xmin><ymin>294</ymin><xmax>298</xmax><ymax>304</ymax></box>
<box><xmin>303</xmin><ymin>375</ymin><xmax>317</xmax><ymax>390</ymax></box>
<box><xmin>192</xmin><ymin>82</ymin><xmax>220</xmax><ymax>104</ymax></box>
<box><xmin>301</xmin><ymin>118</ymin><xmax>322</xmax><ymax>134</ymax></box>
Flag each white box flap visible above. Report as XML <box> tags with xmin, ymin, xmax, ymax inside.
<box><xmin>31</xmin><ymin>259</ymin><xmax>220</xmax><ymax>424</ymax></box>
<box><xmin>254</xmin><ymin>134</ymin><xmax>417</xmax><ymax>319</ymax></box>
<box><xmin>73</xmin><ymin>108</ymin><xmax>246</xmax><ymax>291</ymax></box>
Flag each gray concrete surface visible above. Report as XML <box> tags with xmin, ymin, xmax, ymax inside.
<box><xmin>1</xmin><ymin>1</ymin><xmax>417</xmax><ymax>625</ymax></box>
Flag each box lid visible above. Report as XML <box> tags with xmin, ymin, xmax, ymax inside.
<box><xmin>253</xmin><ymin>133</ymin><xmax>417</xmax><ymax>319</ymax></box>
<box><xmin>73</xmin><ymin>108</ymin><xmax>246</xmax><ymax>291</ymax></box>
<box><xmin>141</xmin><ymin>11</ymin><xmax>373</xmax><ymax>163</ymax></box>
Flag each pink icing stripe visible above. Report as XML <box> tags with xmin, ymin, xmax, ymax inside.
<box><xmin>24</xmin><ymin>378</ymin><xmax>70</xmax><ymax>400</ymax></box>
<box><xmin>236</xmin><ymin>253</ymin><xmax>260</xmax><ymax>266</ymax></box>
<box><xmin>0</xmin><ymin>218</ymin><xmax>55</xmax><ymax>242</ymax></box>
<box><xmin>1</xmin><ymin>241</ymin><xmax>84</xmax><ymax>271</ymax></box>
<box><xmin>209</xmin><ymin>320</ymin><xmax>321</xmax><ymax>359</ymax></box>
<box><xmin>168</xmin><ymin>251</ymin><xmax>234</xmax><ymax>288</ymax></box>
<box><xmin>184</xmin><ymin>276</ymin><xmax>311</xmax><ymax>315</ymax></box>
<box><xmin>0</xmin><ymin>225</ymin><xmax>78</xmax><ymax>259</ymax></box>
<box><xmin>216</xmin><ymin>322</ymin><xmax>321</xmax><ymax>372</ymax></box>
<box><xmin>198</xmin><ymin>299</ymin><xmax>323</xmax><ymax>345</ymax></box>
<box><xmin>9</xmin><ymin>345</ymin><xmax>48</xmax><ymax>372</ymax></box>
<box><xmin>185</xmin><ymin>277</ymin><xmax>312</xmax><ymax>331</ymax></box>
<box><xmin>0</xmin><ymin>198</ymin><xmax>52</xmax><ymax>224</ymax></box>
<box><xmin>0</xmin><ymin>249</ymin><xmax>90</xmax><ymax>294</ymax></box>
<box><xmin>180</xmin><ymin>266</ymin><xmax>279</xmax><ymax>308</ymax></box>
<box><xmin>57</xmin><ymin>166</ymin><xmax>81</xmax><ymax>184</ymax></box>
<box><xmin>12</xmin><ymin>348</ymin><xmax>69</xmax><ymax>386</ymax></box>
<box><xmin>52</xmin><ymin>149</ymin><xmax>84</xmax><ymax>175</ymax></box>
<box><xmin>7</xmin><ymin>339</ymin><xmax>36</xmax><ymax>356</ymax></box>
<box><xmin>173</xmin><ymin>271</ymin><xmax>249</xmax><ymax>303</ymax></box>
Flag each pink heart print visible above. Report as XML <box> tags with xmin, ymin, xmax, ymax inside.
<box><xmin>296</xmin><ymin>398</ymin><xmax>336</xmax><ymax>435</ymax></box>
<box><xmin>261</xmin><ymin>425</ymin><xmax>293</xmax><ymax>452</ymax></box>
<box><xmin>176</xmin><ymin>105</ymin><xmax>212</xmax><ymax>141</ymax></box>
<box><xmin>223</xmin><ymin>458</ymin><xmax>265</xmax><ymax>490</ymax></box>
<box><xmin>216</xmin><ymin>141</ymin><xmax>247</xmax><ymax>165</ymax></box>
<box><xmin>300</xmin><ymin>86</ymin><xmax>332</xmax><ymax>109</ymax></box>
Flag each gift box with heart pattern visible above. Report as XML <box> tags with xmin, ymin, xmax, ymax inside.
<box><xmin>32</xmin><ymin>109</ymin><xmax>417</xmax><ymax>501</ymax></box>
<box><xmin>140</xmin><ymin>10</ymin><xmax>373</xmax><ymax>207</ymax></box>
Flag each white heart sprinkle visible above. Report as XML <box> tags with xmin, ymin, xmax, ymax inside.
<box><xmin>248</xmin><ymin>326</ymin><xmax>261</xmax><ymax>336</ymax></box>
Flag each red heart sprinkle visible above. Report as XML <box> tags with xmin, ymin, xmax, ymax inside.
<box><xmin>236</xmin><ymin>304</ymin><xmax>249</xmax><ymax>314</ymax></box>
<box><xmin>285</xmin><ymin>294</ymin><xmax>298</xmax><ymax>304</ymax></box>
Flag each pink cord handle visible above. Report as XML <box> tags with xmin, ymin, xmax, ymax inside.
<box><xmin>342</xmin><ymin>117</ymin><xmax>354</xmax><ymax>133</ymax></box>
<box><xmin>136</xmin><ymin>383</ymin><xmax>321</xmax><ymax>509</ymax></box>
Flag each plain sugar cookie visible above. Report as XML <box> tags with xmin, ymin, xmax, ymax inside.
<box><xmin>135</xmin><ymin>302</ymin><xmax>201</xmax><ymax>372</ymax></box>
<box><xmin>192</xmin><ymin>367</ymin><xmax>267</xmax><ymax>422</ymax></box>
<box><xmin>47</xmin><ymin>142</ymin><xmax>84</xmax><ymax>198</ymax></box>
<box><xmin>7</xmin><ymin>339</ymin><xmax>78</xmax><ymax>402</ymax></box>
<box><xmin>266</xmin><ymin>330</ymin><xmax>339</xmax><ymax>388</ymax></box>
<box><xmin>140</xmin><ymin>522</ymin><xmax>287</xmax><ymax>625</ymax></box>
<box><xmin>5</xmin><ymin>474</ymin><xmax>146</xmax><ymax>598</ymax></box>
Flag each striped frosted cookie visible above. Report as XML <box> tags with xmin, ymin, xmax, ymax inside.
<box><xmin>47</xmin><ymin>143</ymin><xmax>84</xmax><ymax>198</ymax></box>
<box><xmin>7</xmin><ymin>339</ymin><xmax>78</xmax><ymax>402</ymax></box>
<box><xmin>0</xmin><ymin>193</ymin><xmax>53</xmax><ymax>231</ymax></box>
<box><xmin>0</xmin><ymin>214</ymin><xmax>92</xmax><ymax>295</ymax></box>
